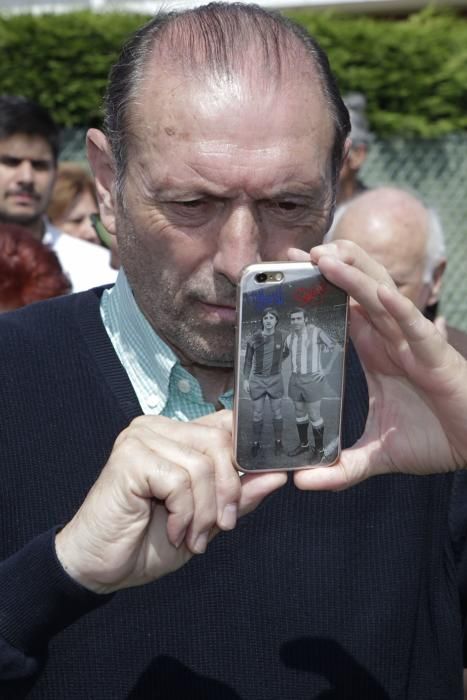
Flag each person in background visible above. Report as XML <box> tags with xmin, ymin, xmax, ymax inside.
<box><xmin>336</xmin><ymin>92</ymin><xmax>373</xmax><ymax>206</ymax></box>
<box><xmin>48</xmin><ymin>162</ymin><xmax>121</xmax><ymax>269</ymax></box>
<box><xmin>0</xmin><ymin>95</ymin><xmax>117</xmax><ymax>291</ymax></box>
<box><xmin>328</xmin><ymin>186</ymin><xmax>467</xmax><ymax>356</ymax></box>
<box><xmin>0</xmin><ymin>222</ymin><xmax>70</xmax><ymax>311</ymax></box>
<box><xmin>47</xmin><ymin>162</ymin><xmax>100</xmax><ymax>245</ymax></box>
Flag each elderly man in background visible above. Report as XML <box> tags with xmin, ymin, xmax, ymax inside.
<box><xmin>328</xmin><ymin>185</ymin><xmax>467</xmax><ymax>356</ymax></box>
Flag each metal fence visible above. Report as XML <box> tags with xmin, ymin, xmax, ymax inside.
<box><xmin>360</xmin><ymin>134</ymin><xmax>467</xmax><ymax>333</ymax></box>
<box><xmin>61</xmin><ymin>130</ymin><xmax>467</xmax><ymax>332</ymax></box>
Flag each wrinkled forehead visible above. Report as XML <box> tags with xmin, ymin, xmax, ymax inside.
<box><xmin>126</xmin><ymin>66</ymin><xmax>334</xmax><ymax>165</ymax></box>
<box><xmin>124</xmin><ymin>29</ymin><xmax>333</xmax><ymax>147</ymax></box>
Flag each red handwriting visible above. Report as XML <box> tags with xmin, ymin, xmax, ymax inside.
<box><xmin>292</xmin><ymin>282</ymin><xmax>326</xmax><ymax>305</ymax></box>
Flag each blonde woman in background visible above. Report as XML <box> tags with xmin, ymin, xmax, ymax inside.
<box><xmin>48</xmin><ymin>162</ymin><xmax>120</xmax><ymax>267</ymax></box>
<box><xmin>48</xmin><ymin>162</ymin><xmax>100</xmax><ymax>244</ymax></box>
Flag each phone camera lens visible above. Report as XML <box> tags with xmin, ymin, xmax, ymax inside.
<box><xmin>255</xmin><ymin>273</ymin><xmax>268</xmax><ymax>283</ymax></box>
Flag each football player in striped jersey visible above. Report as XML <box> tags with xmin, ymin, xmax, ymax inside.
<box><xmin>285</xmin><ymin>307</ymin><xmax>341</xmax><ymax>460</ymax></box>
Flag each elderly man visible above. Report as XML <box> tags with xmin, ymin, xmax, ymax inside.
<box><xmin>0</xmin><ymin>6</ymin><xmax>466</xmax><ymax>699</ymax></box>
<box><xmin>328</xmin><ymin>186</ymin><xmax>467</xmax><ymax>356</ymax></box>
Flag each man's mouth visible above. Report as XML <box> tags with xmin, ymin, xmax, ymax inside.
<box><xmin>196</xmin><ymin>299</ymin><xmax>237</xmax><ymax>323</ymax></box>
<box><xmin>8</xmin><ymin>191</ymin><xmax>39</xmax><ymax>204</ymax></box>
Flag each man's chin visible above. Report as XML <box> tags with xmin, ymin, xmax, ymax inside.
<box><xmin>181</xmin><ymin>329</ymin><xmax>235</xmax><ymax>368</ymax></box>
<box><xmin>1</xmin><ymin>209</ymin><xmax>41</xmax><ymax>227</ymax></box>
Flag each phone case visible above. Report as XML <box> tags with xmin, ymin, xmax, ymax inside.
<box><xmin>233</xmin><ymin>262</ymin><xmax>348</xmax><ymax>472</ymax></box>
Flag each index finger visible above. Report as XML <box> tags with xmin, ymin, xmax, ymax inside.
<box><xmin>194</xmin><ymin>409</ymin><xmax>233</xmax><ymax>435</ymax></box>
<box><xmin>310</xmin><ymin>240</ymin><xmax>397</xmax><ymax>291</ymax></box>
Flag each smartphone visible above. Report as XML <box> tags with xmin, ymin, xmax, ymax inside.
<box><xmin>233</xmin><ymin>261</ymin><xmax>348</xmax><ymax>472</ymax></box>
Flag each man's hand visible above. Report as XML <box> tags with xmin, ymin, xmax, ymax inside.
<box><xmin>243</xmin><ymin>379</ymin><xmax>251</xmax><ymax>394</ymax></box>
<box><xmin>288</xmin><ymin>241</ymin><xmax>467</xmax><ymax>490</ymax></box>
<box><xmin>55</xmin><ymin>411</ymin><xmax>286</xmax><ymax>594</ymax></box>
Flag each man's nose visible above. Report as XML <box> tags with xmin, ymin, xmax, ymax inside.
<box><xmin>16</xmin><ymin>159</ymin><xmax>34</xmax><ymax>184</ymax></box>
<box><xmin>213</xmin><ymin>204</ymin><xmax>261</xmax><ymax>284</ymax></box>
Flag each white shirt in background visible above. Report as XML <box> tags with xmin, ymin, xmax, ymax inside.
<box><xmin>43</xmin><ymin>219</ymin><xmax>117</xmax><ymax>293</ymax></box>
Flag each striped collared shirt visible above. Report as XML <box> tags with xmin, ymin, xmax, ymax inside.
<box><xmin>286</xmin><ymin>326</ymin><xmax>332</xmax><ymax>375</ymax></box>
<box><xmin>100</xmin><ymin>270</ymin><xmax>233</xmax><ymax>419</ymax></box>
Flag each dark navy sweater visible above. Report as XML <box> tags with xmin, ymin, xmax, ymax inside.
<box><xmin>0</xmin><ymin>288</ymin><xmax>463</xmax><ymax>699</ymax></box>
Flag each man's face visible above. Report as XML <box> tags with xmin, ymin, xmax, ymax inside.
<box><xmin>262</xmin><ymin>312</ymin><xmax>278</xmax><ymax>332</ymax></box>
<box><xmin>0</xmin><ymin>134</ymin><xmax>56</xmax><ymax>228</ymax></box>
<box><xmin>290</xmin><ymin>311</ymin><xmax>306</xmax><ymax>331</ymax></box>
<box><xmin>95</xmin><ymin>67</ymin><xmax>335</xmax><ymax>367</ymax></box>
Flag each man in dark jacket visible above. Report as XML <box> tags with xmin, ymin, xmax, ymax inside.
<box><xmin>1</xmin><ymin>5</ymin><xmax>467</xmax><ymax>699</ymax></box>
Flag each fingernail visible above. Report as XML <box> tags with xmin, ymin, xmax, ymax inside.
<box><xmin>194</xmin><ymin>531</ymin><xmax>209</xmax><ymax>554</ymax></box>
<box><xmin>173</xmin><ymin>528</ymin><xmax>187</xmax><ymax>549</ymax></box>
<box><xmin>220</xmin><ymin>503</ymin><xmax>237</xmax><ymax>530</ymax></box>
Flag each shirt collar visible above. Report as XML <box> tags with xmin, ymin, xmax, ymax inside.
<box><xmin>100</xmin><ymin>269</ymin><xmax>233</xmax><ymax>417</ymax></box>
<box><xmin>42</xmin><ymin>217</ymin><xmax>61</xmax><ymax>246</ymax></box>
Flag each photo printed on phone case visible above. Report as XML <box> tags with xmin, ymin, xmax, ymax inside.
<box><xmin>234</xmin><ymin>264</ymin><xmax>348</xmax><ymax>471</ymax></box>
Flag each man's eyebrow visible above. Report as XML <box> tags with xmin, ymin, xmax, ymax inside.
<box><xmin>151</xmin><ymin>183</ymin><xmax>329</xmax><ymax>202</ymax></box>
<box><xmin>0</xmin><ymin>155</ymin><xmax>53</xmax><ymax>167</ymax></box>
<box><xmin>0</xmin><ymin>155</ymin><xmax>21</xmax><ymax>164</ymax></box>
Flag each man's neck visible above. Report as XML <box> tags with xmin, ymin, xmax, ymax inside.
<box><xmin>0</xmin><ymin>216</ymin><xmax>45</xmax><ymax>241</ymax></box>
<box><xmin>28</xmin><ymin>218</ymin><xmax>46</xmax><ymax>241</ymax></box>
<box><xmin>182</xmin><ymin>362</ymin><xmax>233</xmax><ymax>408</ymax></box>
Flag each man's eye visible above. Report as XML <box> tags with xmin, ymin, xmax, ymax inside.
<box><xmin>264</xmin><ymin>200</ymin><xmax>305</xmax><ymax>213</ymax></box>
<box><xmin>0</xmin><ymin>157</ymin><xmax>20</xmax><ymax>168</ymax></box>
<box><xmin>32</xmin><ymin>161</ymin><xmax>53</xmax><ymax>172</ymax></box>
<box><xmin>276</xmin><ymin>201</ymin><xmax>298</xmax><ymax>211</ymax></box>
<box><xmin>177</xmin><ymin>200</ymin><xmax>205</xmax><ymax>208</ymax></box>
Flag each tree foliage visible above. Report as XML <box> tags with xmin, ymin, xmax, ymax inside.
<box><xmin>0</xmin><ymin>7</ymin><xmax>466</xmax><ymax>135</ymax></box>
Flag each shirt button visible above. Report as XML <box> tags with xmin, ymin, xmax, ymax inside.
<box><xmin>177</xmin><ymin>379</ymin><xmax>191</xmax><ymax>394</ymax></box>
<box><xmin>146</xmin><ymin>393</ymin><xmax>159</xmax><ymax>408</ymax></box>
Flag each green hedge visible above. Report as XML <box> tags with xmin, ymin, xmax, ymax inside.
<box><xmin>0</xmin><ymin>11</ymin><xmax>144</xmax><ymax>126</ymax></box>
<box><xmin>287</xmin><ymin>8</ymin><xmax>467</xmax><ymax>137</ymax></box>
<box><xmin>1</xmin><ymin>8</ymin><xmax>466</xmax><ymax>136</ymax></box>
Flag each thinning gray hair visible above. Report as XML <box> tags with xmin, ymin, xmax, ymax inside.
<box><xmin>103</xmin><ymin>2</ymin><xmax>350</xmax><ymax>196</ymax></box>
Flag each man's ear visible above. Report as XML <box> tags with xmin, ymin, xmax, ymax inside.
<box><xmin>87</xmin><ymin>128</ymin><xmax>118</xmax><ymax>235</ymax></box>
<box><xmin>427</xmin><ymin>259</ymin><xmax>447</xmax><ymax>306</ymax></box>
<box><xmin>341</xmin><ymin>137</ymin><xmax>352</xmax><ymax>167</ymax></box>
